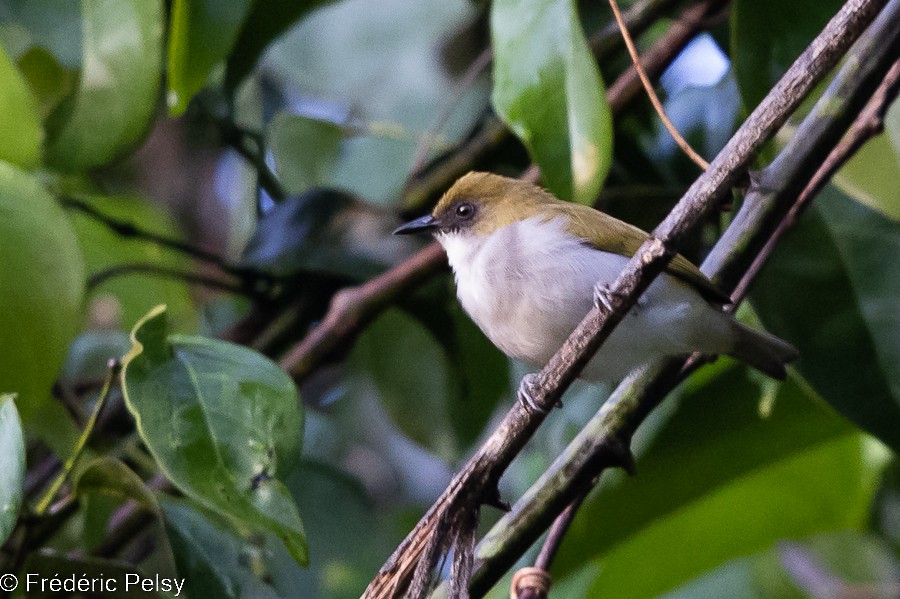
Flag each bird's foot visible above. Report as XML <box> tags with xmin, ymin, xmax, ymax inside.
<box><xmin>594</xmin><ymin>283</ymin><xmax>626</xmax><ymax>313</ymax></box>
<box><xmin>593</xmin><ymin>283</ymin><xmax>643</xmax><ymax>316</ymax></box>
<box><xmin>517</xmin><ymin>373</ymin><xmax>550</xmax><ymax>415</ymax></box>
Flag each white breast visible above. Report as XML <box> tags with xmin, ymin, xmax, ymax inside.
<box><xmin>439</xmin><ymin>217</ymin><xmax>615</xmax><ymax>363</ymax></box>
<box><xmin>437</xmin><ymin>216</ymin><xmax>732</xmax><ymax>382</ymax></box>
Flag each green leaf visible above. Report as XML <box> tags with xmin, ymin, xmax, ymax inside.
<box><xmin>0</xmin><ymin>162</ymin><xmax>84</xmax><ymax>423</ymax></box>
<box><xmin>43</xmin><ymin>0</ymin><xmax>164</xmax><ymax>171</ymax></box>
<box><xmin>491</xmin><ymin>0</ymin><xmax>613</xmax><ymax>204</ymax></box>
<box><xmin>349</xmin><ymin>308</ymin><xmax>461</xmax><ymax>459</ymax></box>
<box><xmin>16</xmin><ymin>46</ymin><xmax>78</xmax><ymax>120</ymax></box>
<box><xmin>163</xmin><ymin>500</ymin><xmax>281</xmax><ymax>599</ymax></box>
<box><xmin>834</xmin><ymin>101</ymin><xmax>900</xmax><ymax>221</ymax></box>
<box><xmin>752</xmin><ymin>187</ymin><xmax>900</xmax><ymax>451</ymax></box>
<box><xmin>66</xmin><ymin>194</ymin><xmax>198</xmax><ymax>333</ymax></box>
<box><xmin>121</xmin><ymin>306</ymin><xmax>307</xmax><ymax>565</ymax></box>
<box><xmin>0</xmin><ymin>394</ymin><xmax>25</xmax><ymax>546</ymax></box>
<box><xmin>731</xmin><ymin>0</ymin><xmax>843</xmax><ymax>111</ymax></box>
<box><xmin>225</xmin><ymin>0</ymin><xmax>339</xmax><ymax>93</ymax></box>
<box><xmin>551</xmin><ymin>364</ymin><xmax>877</xmax><ymax>597</ymax></box>
<box><xmin>267</xmin><ymin>112</ymin><xmax>344</xmax><ymax>196</ymax></box>
<box><xmin>0</xmin><ymin>43</ymin><xmax>41</xmax><ymax>168</ymax></box>
<box><xmin>75</xmin><ymin>457</ymin><xmax>161</xmax><ymax>512</ymax></box>
<box><xmin>167</xmin><ymin>0</ymin><xmax>253</xmax><ymax>115</ymax></box>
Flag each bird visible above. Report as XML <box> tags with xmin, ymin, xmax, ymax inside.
<box><xmin>394</xmin><ymin>171</ymin><xmax>798</xmax><ymax>394</ymax></box>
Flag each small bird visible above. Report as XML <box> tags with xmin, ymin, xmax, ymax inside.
<box><xmin>394</xmin><ymin>172</ymin><xmax>798</xmax><ymax>389</ymax></box>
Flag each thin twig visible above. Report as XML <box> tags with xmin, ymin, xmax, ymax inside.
<box><xmin>363</xmin><ymin>2</ymin><xmax>890</xmax><ymax>596</ymax></box>
<box><xmin>731</xmin><ymin>59</ymin><xmax>900</xmax><ymax>304</ymax></box>
<box><xmin>214</xmin><ymin>114</ymin><xmax>287</xmax><ymax>202</ymax></box>
<box><xmin>608</xmin><ymin>0</ymin><xmax>709</xmax><ymax>170</ymax></box>
<box><xmin>280</xmin><ymin>243</ymin><xmax>447</xmax><ymax>381</ymax></box>
<box><xmin>34</xmin><ymin>361</ymin><xmax>121</xmax><ymax>515</ymax></box>
<box><xmin>519</xmin><ymin>0</ymin><xmax>727</xmax><ymax>184</ymax></box>
<box><xmin>87</xmin><ymin>264</ymin><xmax>253</xmax><ymax>297</ymax></box>
<box><xmin>410</xmin><ymin>48</ymin><xmax>494</xmax><ymax>175</ymax></box>
<box><xmin>61</xmin><ymin>196</ymin><xmax>270</xmax><ymax>284</ymax></box>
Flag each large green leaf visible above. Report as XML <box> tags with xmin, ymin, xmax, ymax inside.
<box><xmin>0</xmin><ymin>162</ymin><xmax>84</xmax><ymax>423</ymax></box>
<box><xmin>167</xmin><ymin>0</ymin><xmax>253</xmax><ymax>115</ymax></box>
<box><xmin>164</xmin><ymin>462</ymin><xmax>395</xmax><ymax>599</ymax></box>
<box><xmin>0</xmin><ymin>43</ymin><xmax>40</xmax><ymax>168</ymax></box>
<box><xmin>731</xmin><ymin>0</ymin><xmax>843</xmax><ymax>111</ymax></box>
<box><xmin>0</xmin><ymin>394</ymin><xmax>25</xmax><ymax>546</ymax></box>
<box><xmin>550</xmin><ymin>364</ymin><xmax>876</xmax><ymax>597</ymax></box>
<box><xmin>752</xmin><ymin>187</ymin><xmax>900</xmax><ymax>451</ymax></box>
<box><xmin>348</xmin><ymin>308</ymin><xmax>461</xmax><ymax>459</ymax></box>
<box><xmin>66</xmin><ymin>194</ymin><xmax>197</xmax><ymax>333</ymax></box>
<box><xmin>491</xmin><ymin>0</ymin><xmax>613</xmax><ymax>204</ymax></box>
<box><xmin>43</xmin><ymin>0</ymin><xmax>164</xmax><ymax>171</ymax></box>
<box><xmin>121</xmin><ymin>305</ymin><xmax>307</xmax><ymax>565</ymax></box>
<box><xmin>225</xmin><ymin>0</ymin><xmax>339</xmax><ymax>93</ymax></box>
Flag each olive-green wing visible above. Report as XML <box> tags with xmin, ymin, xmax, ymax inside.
<box><xmin>546</xmin><ymin>202</ymin><xmax>731</xmax><ymax>304</ymax></box>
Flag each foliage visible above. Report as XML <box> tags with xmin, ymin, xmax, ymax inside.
<box><xmin>0</xmin><ymin>0</ymin><xmax>898</xmax><ymax>597</ymax></box>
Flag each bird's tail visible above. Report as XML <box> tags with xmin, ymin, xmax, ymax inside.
<box><xmin>726</xmin><ymin>320</ymin><xmax>799</xmax><ymax>380</ymax></box>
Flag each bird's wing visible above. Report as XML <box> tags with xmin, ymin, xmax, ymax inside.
<box><xmin>547</xmin><ymin>202</ymin><xmax>731</xmax><ymax>304</ymax></box>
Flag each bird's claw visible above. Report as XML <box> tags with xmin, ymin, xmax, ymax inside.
<box><xmin>593</xmin><ymin>284</ymin><xmax>616</xmax><ymax>312</ymax></box>
<box><xmin>517</xmin><ymin>373</ymin><xmax>549</xmax><ymax>415</ymax></box>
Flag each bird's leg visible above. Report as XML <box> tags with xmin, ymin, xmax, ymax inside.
<box><xmin>517</xmin><ymin>373</ymin><xmax>550</xmax><ymax>414</ymax></box>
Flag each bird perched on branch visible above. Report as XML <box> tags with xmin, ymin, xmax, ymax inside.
<box><xmin>395</xmin><ymin>172</ymin><xmax>797</xmax><ymax>397</ymax></box>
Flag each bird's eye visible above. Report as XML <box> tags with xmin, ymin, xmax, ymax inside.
<box><xmin>456</xmin><ymin>203</ymin><xmax>475</xmax><ymax>219</ymax></box>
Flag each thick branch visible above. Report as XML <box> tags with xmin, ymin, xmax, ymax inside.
<box><xmin>363</xmin><ymin>0</ymin><xmax>891</xmax><ymax>596</ymax></box>
<box><xmin>471</xmin><ymin>6</ymin><xmax>900</xmax><ymax>596</ymax></box>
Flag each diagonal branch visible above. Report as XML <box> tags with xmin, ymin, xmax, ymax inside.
<box><xmin>362</xmin><ymin>0</ymin><xmax>893</xmax><ymax>597</ymax></box>
<box><xmin>474</xmin><ymin>33</ymin><xmax>900</xmax><ymax>598</ymax></box>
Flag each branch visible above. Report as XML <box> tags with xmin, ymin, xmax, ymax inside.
<box><xmin>280</xmin><ymin>243</ymin><xmax>447</xmax><ymax>380</ymax></box>
<box><xmin>362</xmin><ymin>1</ymin><xmax>892</xmax><ymax>596</ymax></box>
<box><xmin>87</xmin><ymin>264</ymin><xmax>254</xmax><ymax>297</ymax></box>
<box><xmin>731</xmin><ymin>59</ymin><xmax>900</xmax><ymax>303</ymax></box>
<box><xmin>61</xmin><ymin>196</ymin><xmax>274</xmax><ymax>286</ymax></box>
<box><xmin>471</xmin><ymin>6</ymin><xmax>900</xmax><ymax>597</ymax></box>
<box><xmin>513</xmin><ymin>42</ymin><xmax>900</xmax><ymax>599</ymax></box>
<box><xmin>279</xmin><ymin>0</ymin><xmax>725</xmax><ymax>383</ymax></box>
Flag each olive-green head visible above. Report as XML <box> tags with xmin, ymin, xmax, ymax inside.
<box><xmin>393</xmin><ymin>171</ymin><xmax>558</xmax><ymax>237</ymax></box>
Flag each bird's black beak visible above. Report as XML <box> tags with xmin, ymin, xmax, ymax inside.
<box><xmin>393</xmin><ymin>215</ymin><xmax>438</xmax><ymax>235</ymax></box>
